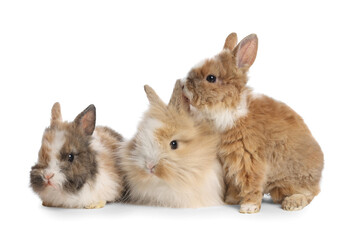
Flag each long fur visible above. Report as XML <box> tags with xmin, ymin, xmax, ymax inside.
<box><xmin>119</xmin><ymin>81</ymin><xmax>225</xmax><ymax>208</ymax></box>
<box><xmin>30</xmin><ymin>103</ymin><xmax>124</xmax><ymax>208</ymax></box>
<box><xmin>183</xmin><ymin>33</ymin><xmax>324</xmax><ymax>213</ymax></box>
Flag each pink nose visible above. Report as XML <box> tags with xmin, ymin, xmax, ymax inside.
<box><xmin>146</xmin><ymin>163</ymin><xmax>156</xmax><ymax>173</ymax></box>
<box><xmin>45</xmin><ymin>173</ymin><xmax>55</xmax><ymax>180</ymax></box>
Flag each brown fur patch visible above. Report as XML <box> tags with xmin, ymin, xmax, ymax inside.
<box><xmin>50</xmin><ymin>102</ymin><xmax>62</xmax><ymax>127</ymax></box>
<box><xmin>223</xmin><ymin>32</ymin><xmax>238</xmax><ymax>51</ymax></box>
<box><xmin>59</xmin><ymin>123</ymin><xmax>98</xmax><ymax>193</ymax></box>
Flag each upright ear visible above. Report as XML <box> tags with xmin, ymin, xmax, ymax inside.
<box><xmin>233</xmin><ymin>34</ymin><xmax>258</xmax><ymax>68</ymax></box>
<box><xmin>223</xmin><ymin>32</ymin><xmax>238</xmax><ymax>51</ymax></box>
<box><xmin>51</xmin><ymin>102</ymin><xmax>62</xmax><ymax>127</ymax></box>
<box><xmin>168</xmin><ymin>79</ymin><xmax>189</xmax><ymax>113</ymax></box>
<box><xmin>74</xmin><ymin>105</ymin><xmax>96</xmax><ymax>136</ymax></box>
<box><xmin>144</xmin><ymin>85</ymin><xmax>166</xmax><ymax>109</ymax></box>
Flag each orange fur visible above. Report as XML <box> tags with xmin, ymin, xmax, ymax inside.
<box><xmin>183</xmin><ymin>33</ymin><xmax>324</xmax><ymax>213</ymax></box>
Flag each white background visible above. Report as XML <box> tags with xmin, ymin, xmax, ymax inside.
<box><xmin>1</xmin><ymin>0</ymin><xmax>352</xmax><ymax>239</ymax></box>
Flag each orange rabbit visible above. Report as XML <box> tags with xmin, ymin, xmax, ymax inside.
<box><xmin>182</xmin><ymin>33</ymin><xmax>324</xmax><ymax>213</ymax></box>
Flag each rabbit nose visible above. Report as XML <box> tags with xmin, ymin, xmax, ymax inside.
<box><xmin>146</xmin><ymin>163</ymin><xmax>156</xmax><ymax>173</ymax></box>
<box><xmin>45</xmin><ymin>173</ymin><xmax>55</xmax><ymax>180</ymax></box>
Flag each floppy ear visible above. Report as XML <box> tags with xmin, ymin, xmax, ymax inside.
<box><xmin>51</xmin><ymin>102</ymin><xmax>62</xmax><ymax>127</ymax></box>
<box><xmin>74</xmin><ymin>105</ymin><xmax>96</xmax><ymax>136</ymax></box>
<box><xmin>168</xmin><ymin>79</ymin><xmax>189</xmax><ymax>113</ymax></box>
<box><xmin>144</xmin><ymin>85</ymin><xmax>166</xmax><ymax>109</ymax></box>
<box><xmin>233</xmin><ymin>34</ymin><xmax>258</xmax><ymax>68</ymax></box>
<box><xmin>223</xmin><ymin>32</ymin><xmax>238</xmax><ymax>51</ymax></box>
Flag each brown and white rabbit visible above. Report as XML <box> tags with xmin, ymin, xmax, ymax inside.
<box><xmin>119</xmin><ymin>80</ymin><xmax>224</xmax><ymax>208</ymax></box>
<box><xmin>30</xmin><ymin>103</ymin><xmax>124</xmax><ymax>208</ymax></box>
<box><xmin>182</xmin><ymin>33</ymin><xmax>324</xmax><ymax>213</ymax></box>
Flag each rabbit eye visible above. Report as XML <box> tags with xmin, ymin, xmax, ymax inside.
<box><xmin>170</xmin><ymin>140</ymin><xmax>178</xmax><ymax>150</ymax></box>
<box><xmin>68</xmin><ymin>153</ymin><xmax>75</xmax><ymax>162</ymax></box>
<box><xmin>206</xmin><ymin>75</ymin><xmax>216</xmax><ymax>83</ymax></box>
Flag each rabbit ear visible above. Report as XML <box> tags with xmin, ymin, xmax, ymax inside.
<box><xmin>144</xmin><ymin>85</ymin><xmax>166</xmax><ymax>108</ymax></box>
<box><xmin>168</xmin><ymin>79</ymin><xmax>189</xmax><ymax>113</ymax></box>
<box><xmin>223</xmin><ymin>32</ymin><xmax>238</xmax><ymax>51</ymax></box>
<box><xmin>233</xmin><ymin>34</ymin><xmax>258</xmax><ymax>68</ymax></box>
<box><xmin>74</xmin><ymin>105</ymin><xmax>96</xmax><ymax>136</ymax></box>
<box><xmin>51</xmin><ymin>102</ymin><xmax>62</xmax><ymax>127</ymax></box>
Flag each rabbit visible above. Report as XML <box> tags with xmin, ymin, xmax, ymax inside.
<box><xmin>182</xmin><ymin>33</ymin><xmax>324</xmax><ymax>213</ymax></box>
<box><xmin>119</xmin><ymin>80</ymin><xmax>225</xmax><ymax>208</ymax></box>
<box><xmin>30</xmin><ymin>103</ymin><xmax>124</xmax><ymax>209</ymax></box>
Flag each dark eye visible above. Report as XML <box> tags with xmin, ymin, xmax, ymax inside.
<box><xmin>68</xmin><ymin>153</ymin><xmax>74</xmax><ymax>162</ymax></box>
<box><xmin>206</xmin><ymin>75</ymin><xmax>216</xmax><ymax>83</ymax></box>
<box><xmin>170</xmin><ymin>140</ymin><xmax>178</xmax><ymax>150</ymax></box>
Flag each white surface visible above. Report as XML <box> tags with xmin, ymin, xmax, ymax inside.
<box><xmin>1</xmin><ymin>0</ymin><xmax>352</xmax><ymax>239</ymax></box>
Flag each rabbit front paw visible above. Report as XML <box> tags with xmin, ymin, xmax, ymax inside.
<box><xmin>239</xmin><ymin>203</ymin><xmax>260</xmax><ymax>214</ymax></box>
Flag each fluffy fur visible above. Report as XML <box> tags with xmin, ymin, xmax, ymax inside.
<box><xmin>30</xmin><ymin>103</ymin><xmax>124</xmax><ymax>208</ymax></box>
<box><xmin>119</xmin><ymin>80</ymin><xmax>224</xmax><ymax>208</ymax></box>
<box><xmin>183</xmin><ymin>33</ymin><xmax>324</xmax><ymax>213</ymax></box>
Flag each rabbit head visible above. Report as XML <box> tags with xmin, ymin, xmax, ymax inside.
<box><xmin>183</xmin><ymin>33</ymin><xmax>258</xmax><ymax>132</ymax></box>
<box><xmin>30</xmin><ymin>103</ymin><xmax>98</xmax><ymax>199</ymax></box>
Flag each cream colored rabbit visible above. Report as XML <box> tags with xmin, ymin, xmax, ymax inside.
<box><xmin>119</xmin><ymin>80</ymin><xmax>224</xmax><ymax>208</ymax></box>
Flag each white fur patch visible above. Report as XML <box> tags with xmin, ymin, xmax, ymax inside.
<box><xmin>132</xmin><ymin>117</ymin><xmax>163</xmax><ymax>172</ymax></box>
<box><xmin>50</xmin><ymin>130</ymin><xmax>65</xmax><ymax>153</ymax></box>
<box><xmin>39</xmin><ymin>130</ymin><xmax>68</xmax><ymax>205</ymax></box>
<box><xmin>194</xmin><ymin>90</ymin><xmax>249</xmax><ymax>132</ymax></box>
<box><xmin>44</xmin><ymin>130</ymin><xmax>66</xmax><ymax>188</ymax></box>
